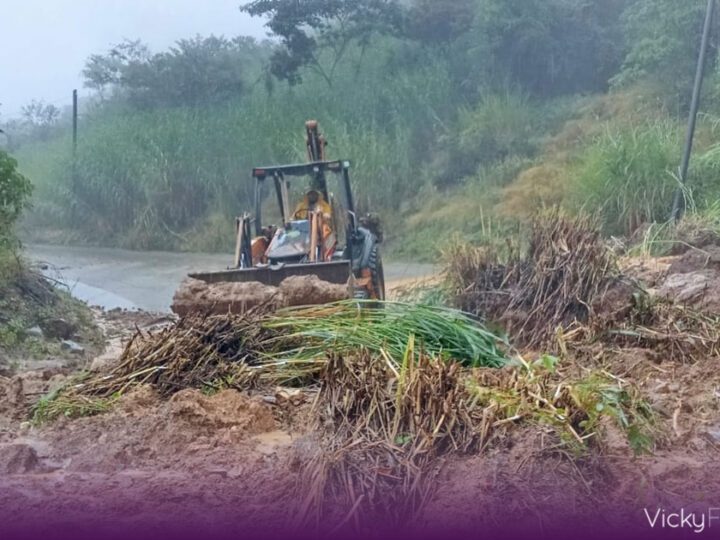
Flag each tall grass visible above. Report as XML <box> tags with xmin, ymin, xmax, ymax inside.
<box><xmin>17</xmin><ymin>40</ymin><xmax>461</xmax><ymax>251</ymax></box>
<box><xmin>570</xmin><ymin>119</ymin><xmax>682</xmax><ymax>235</ymax></box>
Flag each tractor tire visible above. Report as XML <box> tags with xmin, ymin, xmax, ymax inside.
<box><xmin>369</xmin><ymin>245</ymin><xmax>386</xmax><ymax>301</ymax></box>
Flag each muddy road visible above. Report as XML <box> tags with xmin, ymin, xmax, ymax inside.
<box><xmin>26</xmin><ymin>244</ymin><xmax>435</xmax><ymax>312</ymax></box>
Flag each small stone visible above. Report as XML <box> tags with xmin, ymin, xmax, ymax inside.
<box><xmin>228</xmin><ymin>466</ymin><xmax>245</xmax><ymax>479</ymax></box>
<box><xmin>61</xmin><ymin>340</ymin><xmax>85</xmax><ymax>355</ymax></box>
<box><xmin>275</xmin><ymin>387</ymin><xmax>306</xmax><ymax>406</ymax></box>
<box><xmin>25</xmin><ymin>326</ymin><xmax>44</xmax><ymax>338</ymax></box>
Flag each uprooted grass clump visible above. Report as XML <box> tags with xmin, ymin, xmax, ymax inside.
<box><xmin>448</xmin><ymin>211</ymin><xmax>617</xmax><ymax>348</ymax></box>
<box><xmin>33</xmin><ymin>301</ymin><xmax>509</xmax><ymax>422</ymax></box>
<box><xmin>295</xmin><ymin>346</ymin><xmax>657</xmax><ymax>530</ymax></box>
<box><xmin>588</xmin><ymin>293</ymin><xmax>720</xmax><ymax>362</ymax></box>
<box><xmin>262</xmin><ymin>300</ymin><xmax>508</xmax><ymax>372</ymax></box>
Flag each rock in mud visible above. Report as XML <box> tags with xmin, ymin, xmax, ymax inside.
<box><xmin>89</xmin><ymin>338</ymin><xmax>125</xmax><ymax>372</ymax></box>
<box><xmin>61</xmin><ymin>340</ymin><xmax>85</xmax><ymax>355</ymax></box>
<box><xmin>657</xmin><ymin>270</ymin><xmax>720</xmax><ymax>313</ymax></box>
<box><xmin>638</xmin><ymin>245</ymin><xmax>720</xmax><ymax>314</ymax></box>
<box><xmin>0</xmin><ymin>443</ymin><xmax>40</xmax><ymax>474</ymax></box>
<box><xmin>707</xmin><ymin>425</ymin><xmax>720</xmax><ymax>443</ymax></box>
<box><xmin>25</xmin><ymin>326</ymin><xmax>44</xmax><ymax>339</ymax></box>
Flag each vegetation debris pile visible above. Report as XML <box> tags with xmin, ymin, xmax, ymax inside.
<box><xmin>34</xmin><ymin>301</ymin><xmax>509</xmax><ymax>420</ymax></box>
<box><xmin>295</xmin><ymin>347</ymin><xmax>656</xmax><ymax>530</ymax></box>
<box><xmin>449</xmin><ymin>213</ymin><xmax>617</xmax><ymax>348</ymax></box>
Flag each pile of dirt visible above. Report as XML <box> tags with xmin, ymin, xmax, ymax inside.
<box><xmin>0</xmin><ymin>385</ymin><xmax>307</xmax><ymax>537</ymax></box>
<box><xmin>172</xmin><ymin>275</ymin><xmax>350</xmax><ymax>316</ymax></box>
<box><xmin>619</xmin><ymin>246</ymin><xmax>720</xmax><ymax>314</ymax></box>
<box><xmin>42</xmin><ymin>386</ymin><xmax>277</xmax><ymax>470</ymax></box>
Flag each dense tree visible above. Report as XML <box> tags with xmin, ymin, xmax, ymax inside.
<box><xmin>472</xmin><ymin>0</ymin><xmax>630</xmax><ymax>96</ymax></box>
<box><xmin>240</xmin><ymin>0</ymin><xmax>403</xmax><ymax>86</ymax></box>
<box><xmin>405</xmin><ymin>0</ymin><xmax>475</xmax><ymax>44</ymax></box>
<box><xmin>83</xmin><ymin>39</ymin><xmax>152</xmax><ymax>97</ymax></box>
<box><xmin>613</xmin><ymin>0</ymin><xmax>710</xmax><ymax>101</ymax></box>
<box><xmin>21</xmin><ymin>101</ymin><xmax>60</xmax><ymax>128</ymax></box>
<box><xmin>83</xmin><ymin>36</ymin><xmax>269</xmax><ymax>108</ymax></box>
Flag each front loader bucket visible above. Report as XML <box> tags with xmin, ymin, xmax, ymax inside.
<box><xmin>189</xmin><ymin>260</ymin><xmax>352</xmax><ymax>287</ymax></box>
<box><xmin>173</xmin><ymin>260</ymin><xmax>353</xmax><ymax>316</ymax></box>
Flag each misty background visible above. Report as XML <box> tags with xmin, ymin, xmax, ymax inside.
<box><xmin>0</xmin><ymin>0</ymin><xmax>266</xmax><ymax>117</ymax></box>
<box><xmin>1</xmin><ymin>0</ymin><xmax>718</xmax><ymax>261</ymax></box>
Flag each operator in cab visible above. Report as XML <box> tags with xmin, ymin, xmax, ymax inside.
<box><xmin>292</xmin><ymin>189</ymin><xmax>332</xmax><ymax>221</ymax></box>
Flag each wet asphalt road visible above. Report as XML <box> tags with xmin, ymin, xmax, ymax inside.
<box><xmin>26</xmin><ymin>244</ymin><xmax>434</xmax><ymax>312</ymax></box>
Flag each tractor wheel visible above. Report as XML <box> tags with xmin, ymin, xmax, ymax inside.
<box><xmin>369</xmin><ymin>245</ymin><xmax>386</xmax><ymax>301</ymax></box>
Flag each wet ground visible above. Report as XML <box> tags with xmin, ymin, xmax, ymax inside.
<box><xmin>26</xmin><ymin>244</ymin><xmax>435</xmax><ymax>312</ymax></box>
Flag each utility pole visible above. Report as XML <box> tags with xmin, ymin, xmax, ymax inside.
<box><xmin>72</xmin><ymin>89</ymin><xmax>78</xmax><ymax>155</ymax></box>
<box><xmin>672</xmin><ymin>0</ymin><xmax>716</xmax><ymax>221</ymax></box>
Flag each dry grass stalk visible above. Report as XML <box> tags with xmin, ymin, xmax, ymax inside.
<box><xmin>64</xmin><ymin>310</ymin><xmax>271</xmax><ymax>401</ymax></box>
<box><xmin>296</xmin><ymin>347</ymin><xmax>655</xmax><ymax>532</ymax></box>
<box><xmin>449</xmin><ymin>211</ymin><xmax>616</xmax><ymax>348</ymax></box>
<box><xmin>594</xmin><ymin>297</ymin><xmax>720</xmax><ymax>362</ymax></box>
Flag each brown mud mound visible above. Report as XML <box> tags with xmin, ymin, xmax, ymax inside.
<box><xmin>172</xmin><ymin>275</ymin><xmax>349</xmax><ymax>316</ymax></box>
<box><xmin>172</xmin><ymin>278</ymin><xmax>281</xmax><ymax>316</ymax></box>
<box><xmin>278</xmin><ymin>275</ymin><xmax>350</xmax><ymax>306</ymax></box>
<box><xmin>0</xmin><ymin>386</ymin><xmax>305</xmax><ymax>536</ymax></box>
<box><xmin>41</xmin><ymin>386</ymin><xmax>277</xmax><ymax>471</ymax></box>
<box><xmin>0</xmin><ymin>442</ymin><xmax>40</xmax><ymax>474</ymax></box>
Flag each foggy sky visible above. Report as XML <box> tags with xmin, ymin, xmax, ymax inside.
<box><xmin>0</xmin><ymin>0</ymin><xmax>267</xmax><ymax>118</ymax></box>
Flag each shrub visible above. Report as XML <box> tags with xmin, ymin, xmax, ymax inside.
<box><xmin>430</xmin><ymin>92</ymin><xmax>536</xmax><ymax>188</ymax></box>
<box><xmin>0</xmin><ymin>150</ymin><xmax>33</xmax><ymax>249</ymax></box>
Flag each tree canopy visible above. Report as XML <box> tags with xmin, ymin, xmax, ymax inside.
<box><xmin>240</xmin><ymin>0</ymin><xmax>403</xmax><ymax>85</ymax></box>
<box><xmin>83</xmin><ymin>36</ymin><xmax>270</xmax><ymax>107</ymax></box>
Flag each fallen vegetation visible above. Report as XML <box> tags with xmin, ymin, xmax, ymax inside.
<box><xmin>15</xmin><ymin>212</ymin><xmax>720</xmax><ymax>535</ymax></box>
<box><xmin>296</xmin><ymin>347</ymin><xmax>656</xmax><ymax>531</ymax></box>
<box><xmin>447</xmin><ymin>212</ymin><xmax>618</xmax><ymax>348</ymax></box>
<box><xmin>34</xmin><ymin>300</ymin><xmax>508</xmax><ymax>421</ymax></box>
